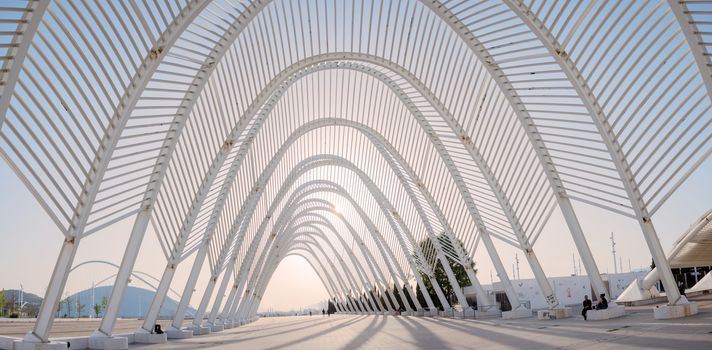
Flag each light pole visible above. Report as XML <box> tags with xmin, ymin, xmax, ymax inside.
<box><xmin>91</xmin><ymin>281</ymin><xmax>95</xmax><ymax>318</ymax></box>
<box><xmin>611</xmin><ymin>232</ymin><xmax>618</xmax><ymax>274</ymax></box>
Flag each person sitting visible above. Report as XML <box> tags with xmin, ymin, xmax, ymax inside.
<box><xmin>581</xmin><ymin>295</ymin><xmax>592</xmax><ymax>320</ymax></box>
<box><xmin>595</xmin><ymin>293</ymin><xmax>608</xmax><ymax>310</ymax></box>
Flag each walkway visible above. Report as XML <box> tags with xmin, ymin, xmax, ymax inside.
<box><xmin>133</xmin><ymin>308</ymin><xmax>712</xmax><ymax>349</ymax></box>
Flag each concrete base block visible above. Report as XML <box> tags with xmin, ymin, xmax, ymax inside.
<box><xmin>428</xmin><ymin>309</ymin><xmax>439</xmax><ymax>317</ymax></box>
<box><xmin>537</xmin><ymin>307</ymin><xmax>572</xmax><ymax>320</ymax></box>
<box><xmin>587</xmin><ymin>306</ymin><xmax>626</xmax><ymax>320</ymax></box>
<box><xmin>87</xmin><ymin>335</ymin><xmax>128</xmax><ymax>350</ymax></box>
<box><xmin>476</xmin><ymin>307</ymin><xmax>502</xmax><ymax>318</ymax></box>
<box><xmin>165</xmin><ymin>327</ymin><xmax>193</xmax><ymax>339</ymax></box>
<box><xmin>53</xmin><ymin>337</ymin><xmax>87</xmax><ymax>349</ymax></box>
<box><xmin>222</xmin><ymin>322</ymin><xmax>234</xmax><ymax>329</ymax></box>
<box><xmin>463</xmin><ymin>308</ymin><xmax>476</xmax><ymax>319</ymax></box>
<box><xmin>185</xmin><ymin>325</ymin><xmax>211</xmax><ymax>336</ymax></box>
<box><xmin>414</xmin><ymin>309</ymin><xmax>424</xmax><ymax>317</ymax></box>
<box><xmin>654</xmin><ymin>302</ymin><xmax>698</xmax><ymax>319</ymax></box>
<box><xmin>502</xmin><ymin>308</ymin><xmax>532</xmax><ymax>319</ymax></box>
<box><xmin>209</xmin><ymin>324</ymin><xmax>224</xmax><ymax>332</ymax></box>
<box><xmin>13</xmin><ymin>340</ymin><xmax>69</xmax><ymax>350</ymax></box>
<box><xmin>133</xmin><ymin>331</ymin><xmax>167</xmax><ymax>344</ymax></box>
<box><xmin>1</xmin><ymin>337</ymin><xmax>17</xmax><ymax>350</ymax></box>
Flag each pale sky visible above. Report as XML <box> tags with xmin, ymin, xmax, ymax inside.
<box><xmin>0</xmin><ymin>159</ymin><xmax>710</xmax><ymax>311</ymax></box>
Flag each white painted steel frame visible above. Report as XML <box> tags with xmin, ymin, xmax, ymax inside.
<box><xmin>0</xmin><ymin>2</ymin><xmax>709</xmax><ymax>345</ymax></box>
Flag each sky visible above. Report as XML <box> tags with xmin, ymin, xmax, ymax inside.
<box><xmin>258</xmin><ymin>255</ymin><xmax>330</xmax><ymax>312</ymax></box>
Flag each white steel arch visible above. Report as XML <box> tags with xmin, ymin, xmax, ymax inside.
<box><xmin>0</xmin><ymin>1</ymin><xmax>710</xmax><ymax>347</ymax></box>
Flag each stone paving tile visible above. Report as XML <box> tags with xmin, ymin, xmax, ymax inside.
<box><xmin>3</xmin><ymin>296</ymin><xmax>711</xmax><ymax>349</ymax></box>
<box><xmin>131</xmin><ymin>306</ymin><xmax>712</xmax><ymax>350</ymax></box>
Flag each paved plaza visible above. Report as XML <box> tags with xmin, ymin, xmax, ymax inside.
<box><xmin>2</xmin><ymin>297</ymin><xmax>712</xmax><ymax>349</ymax></box>
<box><xmin>130</xmin><ymin>306</ymin><xmax>712</xmax><ymax>349</ymax></box>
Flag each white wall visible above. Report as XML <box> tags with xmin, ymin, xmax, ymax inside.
<box><xmin>604</xmin><ymin>271</ymin><xmax>648</xmax><ymax>299</ymax></box>
<box><xmin>464</xmin><ymin>272</ymin><xmax>647</xmax><ymax>310</ymax></box>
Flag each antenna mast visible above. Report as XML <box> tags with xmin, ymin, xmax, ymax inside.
<box><xmin>611</xmin><ymin>232</ymin><xmax>618</xmax><ymax>274</ymax></box>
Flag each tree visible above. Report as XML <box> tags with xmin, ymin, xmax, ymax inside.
<box><xmin>415</xmin><ymin>284</ymin><xmax>428</xmax><ymax>309</ymax></box>
<box><xmin>402</xmin><ymin>284</ymin><xmax>416</xmax><ymax>310</ymax></box>
<box><xmin>414</xmin><ymin>234</ymin><xmax>474</xmax><ymax>310</ymax></box>
<box><xmin>65</xmin><ymin>296</ymin><xmax>72</xmax><ymax>318</ymax></box>
<box><xmin>0</xmin><ymin>289</ymin><xmax>6</xmax><ymax>317</ymax></box>
<box><xmin>93</xmin><ymin>295</ymin><xmax>108</xmax><ymax>318</ymax></box>
<box><xmin>392</xmin><ymin>284</ymin><xmax>403</xmax><ymax>310</ymax></box>
<box><xmin>5</xmin><ymin>291</ymin><xmax>17</xmax><ymax>316</ymax></box>
<box><xmin>369</xmin><ymin>288</ymin><xmax>379</xmax><ymax>311</ymax></box>
<box><xmin>77</xmin><ymin>298</ymin><xmax>85</xmax><ymax>318</ymax></box>
<box><xmin>327</xmin><ymin>300</ymin><xmax>337</xmax><ymax>314</ymax></box>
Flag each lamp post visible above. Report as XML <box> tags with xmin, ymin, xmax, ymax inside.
<box><xmin>92</xmin><ymin>281</ymin><xmax>95</xmax><ymax>318</ymax></box>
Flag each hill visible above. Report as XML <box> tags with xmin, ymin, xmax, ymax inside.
<box><xmin>1</xmin><ymin>289</ymin><xmax>43</xmax><ymax>317</ymax></box>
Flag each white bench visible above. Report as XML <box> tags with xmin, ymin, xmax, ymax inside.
<box><xmin>502</xmin><ymin>307</ymin><xmax>532</xmax><ymax>319</ymax></box>
<box><xmin>586</xmin><ymin>306</ymin><xmax>625</xmax><ymax>320</ymax></box>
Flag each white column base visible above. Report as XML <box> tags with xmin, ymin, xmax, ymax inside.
<box><xmin>133</xmin><ymin>330</ymin><xmax>167</xmax><ymax>344</ymax></box>
<box><xmin>13</xmin><ymin>340</ymin><xmax>69</xmax><ymax>350</ymax></box>
<box><xmin>209</xmin><ymin>324</ymin><xmax>224</xmax><ymax>332</ymax></box>
<box><xmin>654</xmin><ymin>302</ymin><xmax>698</xmax><ymax>319</ymax></box>
<box><xmin>222</xmin><ymin>322</ymin><xmax>234</xmax><ymax>329</ymax></box>
<box><xmin>439</xmin><ymin>308</ymin><xmax>454</xmax><ymax>318</ymax></box>
<box><xmin>476</xmin><ymin>307</ymin><xmax>502</xmax><ymax>317</ymax></box>
<box><xmin>537</xmin><ymin>307</ymin><xmax>572</xmax><ymax>320</ymax></box>
<box><xmin>414</xmin><ymin>309</ymin><xmax>424</xmax><ymax>317</ymax></box>
<box><xmin>87</xmin><ymin>334</ymin><xmax>128</xmax><ymax>350</ymax></box>
<box><xmin>185</xmin><ymin>324</ymin><xmax>211</xmax><ymax>336</ymax></box>
<box><xmin>502</xmin><ymin>307</ymin><xmax>532</xmax><ymax>319</ymax></box>
<box><xmin>428</xmin><ymin>309</ymin><xmax>439</xmax><ymax>317</ymax></box>
<box><xmin>166</xmin><ymin>327</ymin><xmax>193</xmax><ymax>339</ymax></box>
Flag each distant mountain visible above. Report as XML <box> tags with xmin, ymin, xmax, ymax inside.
<box><xmin>1</xmin><ymin>289</ymin><xmax>43</xmax><ymax>317</ymax></box>
<box><xmin>2</xmin><ymin>289</ymin><xmax>43</xmax><ymax>306</ymax></box>
<box><xmin>56</xmin><ymin>286</ymin><xmax>196</xmax><ymax>319</ymax></box>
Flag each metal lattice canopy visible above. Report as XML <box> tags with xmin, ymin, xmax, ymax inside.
<box><xmin>0</xmin><ymin>0</ymin><xmax>710</xmax><ymax>344</ymax></box>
